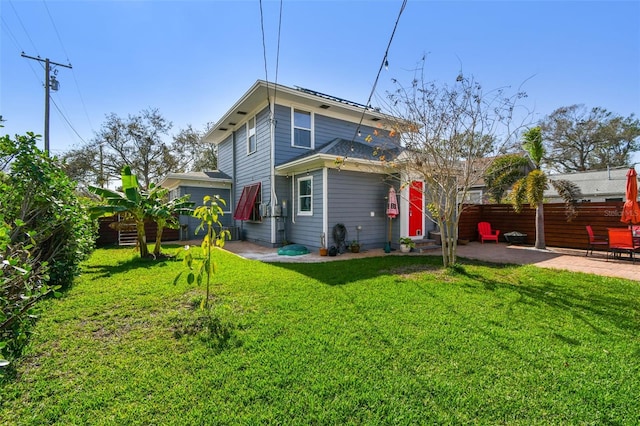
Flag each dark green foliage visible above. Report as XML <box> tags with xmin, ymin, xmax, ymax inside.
<box><xmin>483</xmin><ymin>154</ymin><xmax>530</xmax><ymax>202</ymax></box>
<box><xmin>0</xmin><ymin>132</ymin><xmax>95</xmax><ymax>369</ymax></box>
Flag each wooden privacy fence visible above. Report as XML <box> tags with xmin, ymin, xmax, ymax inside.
<box><xmin>459</xmin><ymin>202</ymin><xmax>626</xmax><ymax>250</ymax></box>
<box><xmin>97</xmin><ymin>216</ymin><xmax>179</xmax><ymax>247</ymax></box>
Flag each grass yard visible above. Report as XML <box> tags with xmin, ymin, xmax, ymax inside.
<box><xmin>1</xmin><ymin>245</ymin><xmax>639</xmax><ymax>425</ymax></box>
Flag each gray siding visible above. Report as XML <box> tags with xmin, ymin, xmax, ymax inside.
<box><xmin>233</xmin><ymin>106</ymin><xmax>273</xmax><ymax>245</ymax></box>
<box><xmin>326</xmin><ymin>169</ymin><xmax>389</xmax><ymax>250</ymax></box>
<box><xmin>217</xmin><ymin>134</ymin><xmax>234</xmax><ymax>177</ymax></box>
<box><xmin>274</xmin><ymin>104</ymin><xmax>387</xmax><ymax>166</ymax></box>
<box><xmin>273</xmin><ymin>175</ymin><xmax>291</xmax><ymax>245</ymax></box>
<box><xmin>176</xmin><ymin>186</ymin><xmax>233</xmax><ymax>240</ymax></box>
<box><xmin>287</xmin><ymin>170</ymin><xmax>324</xmax><ymax>249</ymax></box>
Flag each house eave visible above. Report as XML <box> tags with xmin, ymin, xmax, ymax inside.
<box><xmin>160</xmin><ymin>173</ymin><xmax>232</xmax><ymax>191</ymax></box>
<box><xmin>275</xmin><ymin>153</ymin><xmax>391</xmax><ymax>175</ymax></box>
<box><xmin>202</xmin><ymin>80</ymin><xmax>398</xmax><ymax>145</ymax></box>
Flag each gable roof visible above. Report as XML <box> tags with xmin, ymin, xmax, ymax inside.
<box><xmin>202</xmin><ymin>80</ymin><xmax>397</xmax><ymax>145</ymax></box>
<box><xmin>160</xmin><ymin>170</ymin><xmax>232</xmax><ymax>190</ymax></box>
<box><xmin>545</xmin><ymin>166</ymin><xmax>633</xmax><ymax>200</ymax></box>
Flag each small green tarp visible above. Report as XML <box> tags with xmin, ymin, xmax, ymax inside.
<box><xmin>277</xmin><ymin>244</ymin><xmax>310</xmax><ymax>256</ymax></box>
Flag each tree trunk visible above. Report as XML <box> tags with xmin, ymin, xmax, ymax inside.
<box><xmin>440</xmin><ymin>220</ymin><xmax>458</xmax><ymax>267</ymax></box>
<box><xmin>535</xmin><ymin>202</ymin><xmax>545</xmax><ymax>249</ymax></box>
<box><xmin>136</xmin><ymin>219</ymin><xmax>149</xmax><ymax>257</ymax></box>
<box><xmin>154</xmin><ymin>227</ymin><xmax>164</xmax><ymax>256</ymax></box>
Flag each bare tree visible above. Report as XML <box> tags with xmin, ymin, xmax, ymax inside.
<box><xmin>378</xmin><ymin>60</ymin><xmax>528</xmax><ymax>266</ymax></box>
<box><xmin>170</xmin><ymin>123</ymin><xmax>217</xmax><ymax>172</ymax></box>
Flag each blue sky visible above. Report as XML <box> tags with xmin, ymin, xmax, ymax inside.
<box><xmin>1</xmin><ymin>0</ymin><xmax>639</xmax><ymax>160</ymax></box>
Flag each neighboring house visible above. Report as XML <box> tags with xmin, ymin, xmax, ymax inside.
<box><xmin>545</xmin><ymin>166</ymin><xmax>634</xmax><ymax>203</ymax></box>
<box><xmin>160</xmin><ymin>171</ymin><xmax>233</xmax><ymax>239</ymax></box>
<box><xmin>169</xmin><ymin>80</ymin><xmax>437</xmax><ymax>251</ymax></box>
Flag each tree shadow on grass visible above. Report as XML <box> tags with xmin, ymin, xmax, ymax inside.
<box><xmin>451</xmin><ymin>262</ymin><xmax>640</xmax><ymax>335</ymax></box>
<box><xmin>82</xmin><ymin>255</ymin><xmax>177</xmax><ymax>279</ymax></box>
<box><xmin>270</xmin><ymin>255</ymin><xmax>444</xmax><ymax>286</ymax></box>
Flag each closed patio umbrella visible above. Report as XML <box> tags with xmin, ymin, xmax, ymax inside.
<box><xmin>385</xmin><ymin>187</ymin><xmax>399</xmax><ymax>252</ymax></box>
<box><xmin>621</xmin><ymin>167</ymin><xmax>640</xmax><ymax>225</ymax></box>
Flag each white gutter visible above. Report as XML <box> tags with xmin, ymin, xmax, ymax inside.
<box><xmin>323</xmin><ymin>167</ymin><xmax>328</xmax><ymax>247</ymax></box>
<box><xmin>270</xmin><ymin>98</ymin><xmax>277</xmax><ymax>244</ymax></box>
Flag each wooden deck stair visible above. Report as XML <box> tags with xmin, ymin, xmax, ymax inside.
<box><xmin>118</xmin><ymin>230</ymin><xmax>138</xmax><ymax>246</ymax></box>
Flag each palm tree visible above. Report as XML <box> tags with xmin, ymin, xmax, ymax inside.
<box><xmin>510</xmin><ymin>127</ymin><xmax>581</xmax><ymax>249</ymax></box>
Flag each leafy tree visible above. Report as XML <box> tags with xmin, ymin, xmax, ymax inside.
<box><xmin>170</xmin><ymin>124</ymin><xmax>217</xmax><ymax>172</ymax></box>
<box><xmin>63</xmin><ymin>109</ymin><xmax>175</xmax><ymax>189</ymax></box>
<box><xmin>540</xmin><ymin>105</ymin><xmax>640</xmax><ymax>172</ymax></box>
<box><xmin>63</xmin><ymin>117</ymin><xmax>216</xmax><ymax>188</ymax></box>
<box><xmin>509</xmin><ymin>127</ymin><xmax>581</xmax><ymax>249</ymax></box>
<box><xmin>1</xmin><ymin>131</ymin><xmax>95</xmax><ymax>368</ymax></box>
<box><xmin>179</xmin><ymin>196</ymin><xmax>230</xmax><ymax>310</ymax></box>
<box><xmin>378</xmin><ymin>59</ymin><xmax>528</xmax><ymax>266</ymax></box>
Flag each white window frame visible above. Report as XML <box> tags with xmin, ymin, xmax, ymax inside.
<box><xmin>247</xmin><ymin>116</ymin><xmax>257</xmax><ymax>154</ymax></box>
<box><xmin>291</xmin><ymin>108</ymin><xmax>314</xmax><ymax>149</ymax></box>
<box><xmin>297</xmin><ymin>176</ymin><xmax>313</xmax><ymax>216</ymax></box>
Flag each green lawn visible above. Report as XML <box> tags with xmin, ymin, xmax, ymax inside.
<box><xmin>1</xmin><ymin>246</ymin><xmax>639</xmax><ymax>425</ymax></box>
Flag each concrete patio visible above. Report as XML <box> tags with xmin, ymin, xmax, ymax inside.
<box><xmin>218</xmin><ymin>240</ymin><xmax>639</xmax><ymax>282</ymax></box>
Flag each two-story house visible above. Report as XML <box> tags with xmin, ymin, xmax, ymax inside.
<box><xmin>164</xmin><ymin>80</ymin><xmax>436</xmax><ymax>251</ymax></box>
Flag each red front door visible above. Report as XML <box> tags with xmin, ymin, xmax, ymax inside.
<box><xmin>409</xmin><ymin>181</ymin><xmax>423</xmax><ymax>237</ymax></box>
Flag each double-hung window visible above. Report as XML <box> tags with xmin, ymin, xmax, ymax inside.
<box><xmin>247</xmin><ymin>116</ymin><xmax>257</xmax><ymax>154</ymax></box>
<box><xmin>298</xmin><ymin>176</ymin><xmax>312</xmax><ymax>215</ymax></box>
<box><xmin>292</xmin><ymin>109</ymin><xmax>313</xmax><ymax>149</ymax></box>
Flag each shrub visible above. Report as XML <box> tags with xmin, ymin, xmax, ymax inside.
<box><xmin>1</xmin><ymin>132</ymin><xmax>95</xmax><ymax>369</ymax></box>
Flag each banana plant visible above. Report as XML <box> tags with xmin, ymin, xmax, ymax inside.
<box><xmin>88</xmin><ymin>166</ymin><xmax>152</xmax><ymax>257</ymax></box>
<box><xmin>146</xmin><ymin>184</ymin><xmax>194</xmax><ymax>256</ymax></box>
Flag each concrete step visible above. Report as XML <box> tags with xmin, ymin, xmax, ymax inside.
<box><xmin>413</xmin><ymin>238</ymin><xmax>440</xmax><ymax>253</ymax></box>
<box><xmin>414</xmin><ymin>238</ymin><xmax>437</xmax><ymax>247</ymax></box>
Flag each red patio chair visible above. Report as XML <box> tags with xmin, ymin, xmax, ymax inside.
<box><xmin>607</xmin><ymin>228</ymin><xmax>640</xmax><ymax>262</ymax></box>
<box><xmin>585</xmin><ymin>225</ymin><xmax>608</xmax><ymax>257</ymax></box>
<box><xmin>477</xmin><ymin>222</ymin><xmax>500</xmax><ymax>244</ymax></box>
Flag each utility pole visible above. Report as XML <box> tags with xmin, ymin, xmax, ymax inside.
<box><xmin>21</xmin><ymin>53</ymin><xmax>72</xmax><ymax>155</ymax></box>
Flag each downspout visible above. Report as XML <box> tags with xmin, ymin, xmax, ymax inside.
<box><xmin>232</xmin><ymin>130</ymin><xmax>237</xmax><ymax>224</ymax></box>
<box><xmin>323</xmin><ymin>167</ymin><xmax>328</xmax><ymax>247</ymax></box>
<box><xmin>291</xmin><ymin>172</ymin><xmax>296</xmax><ymax>224</ymax></box>
<box><xmin>270</xmin><ymin>100</ymin><xmax>278</xmax><ymax>244</ymax></box>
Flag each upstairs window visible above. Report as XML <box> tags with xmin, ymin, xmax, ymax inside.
<box><xmin>298</xmin><ymin>176</ymin><xmax>312</xmax><ymax>215</ymax></box>
<box><xmin>247</xmin><ymin>116</ymin><xmax>257</xmax><ymax>154</ymax></box>
<box><xmin>292</xmin><ymin>109</ymin><xmax>313</xmax><ymax>149</ymax></box>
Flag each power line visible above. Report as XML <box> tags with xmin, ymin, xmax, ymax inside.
<box><xmin>8</xmin><ymin>0</ymin><xmax>40</xmax><ymax>57</ymax></box>
<box><xmin>50</xmin><ymin>96</ymin><xmax>87</xmax><ymax>145</ymax></box>
<box><xmin>258</xmin><ymin>0</ymin><xmax>283</xmax><ymax>110</ymax></box>
<box><xmin>42</xmin><ymin>0</ymin><xmax>70</xmax><ymax>63</ymax></box>
<box><xmin>273</xmin><ymin>0</ymin><xmax>283</xmax><ymax>108</ymax></box>
<box><xmin>1</xmin><ymin>15</ymin><xmax>43</xmax><ymax>85</ymax></box>
<box><xmin>41</xmin><ymin>0</ymin><xmax>95</xmax><ymax>135</ymax></box>
<box><xmin>349</xmin><ymin>0</ymin><xmax>408</xmax><ymax>152</ymax></box>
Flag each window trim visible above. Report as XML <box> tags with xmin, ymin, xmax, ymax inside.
<box><xmin>247</xmin><ymin>116</ymin><xmax>257</xmax><ymax>154</ymax></box>
<box><xmin>291</xmin><ymin>108</ymin><xmax>314</xmax><ymax>149</ymax></box>
<box><xmin>297</xmin><ymin>176</ymin><xmax>313</xmax><ymax>216</ymax></box>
